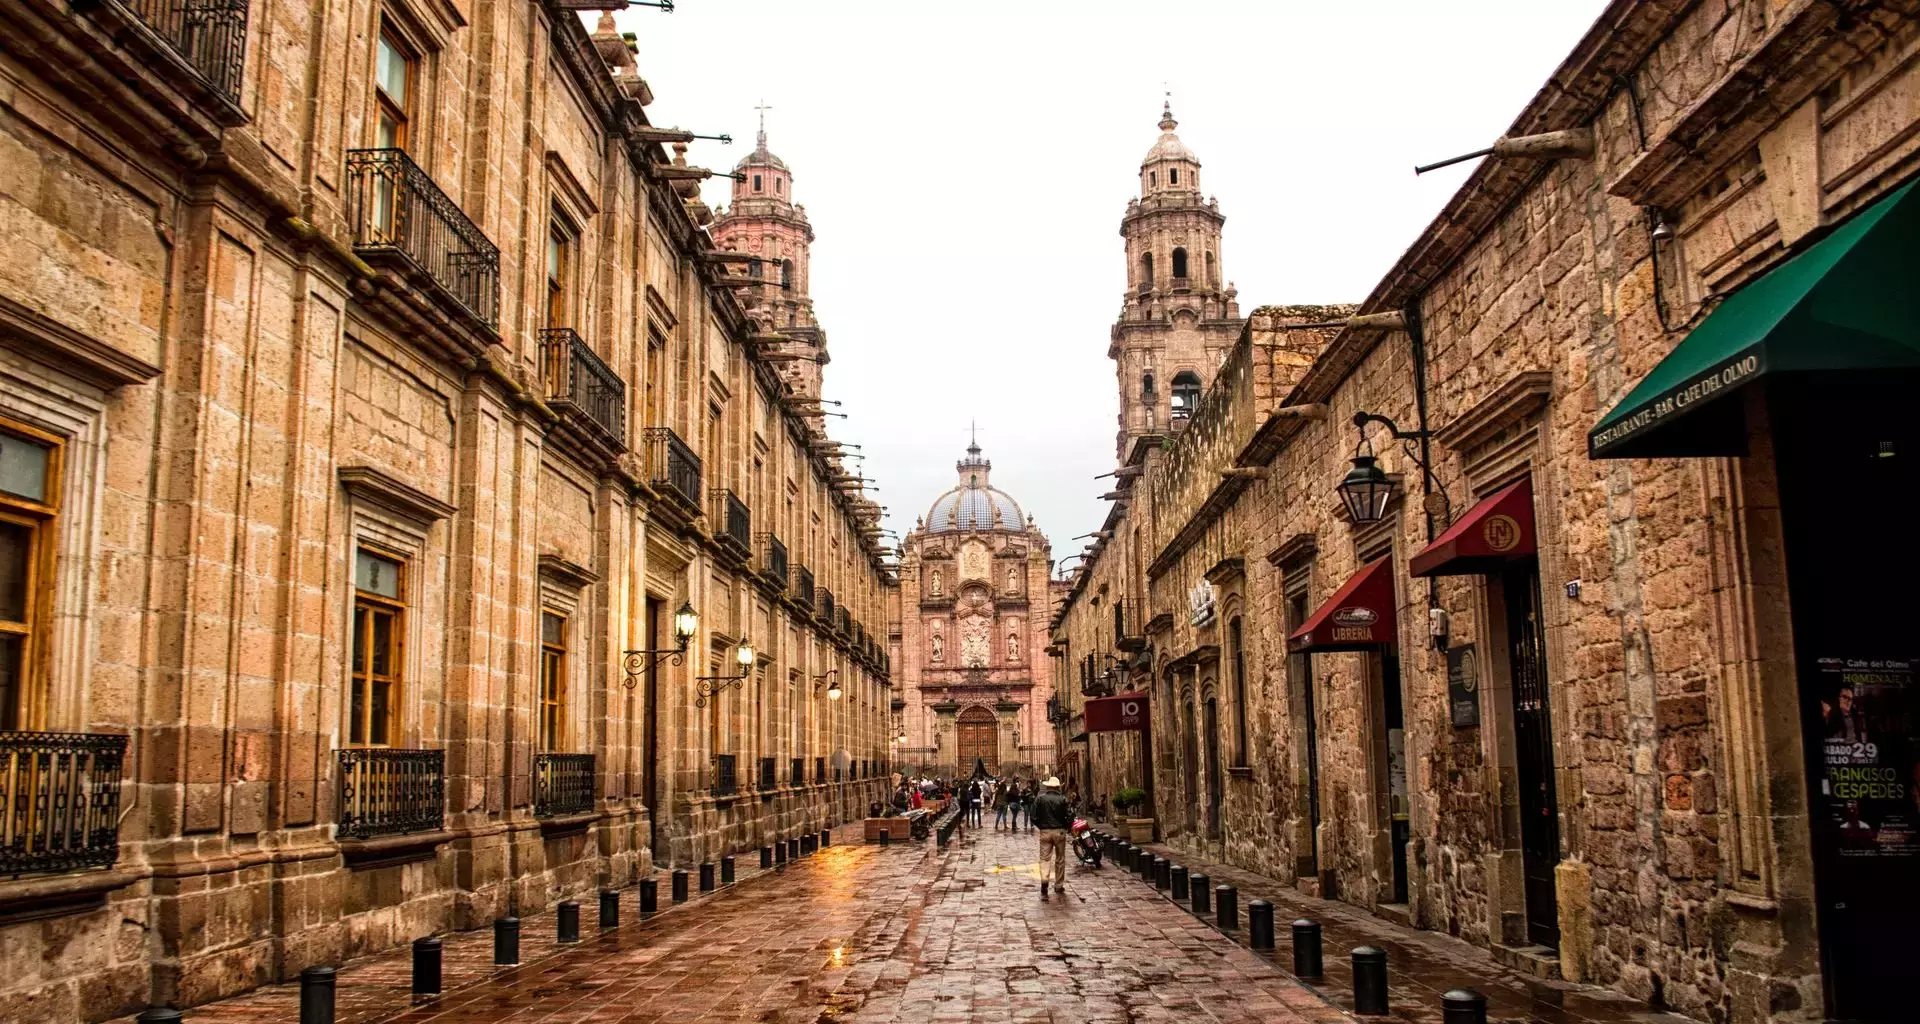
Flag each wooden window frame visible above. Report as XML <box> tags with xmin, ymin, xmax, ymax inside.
<box><xmin>350</xmin><ymin>547</ymin><xmax>407</xmax><ymax>747</ymax></box>
<box><xmin>374</xmin><ymin>25</ymin><xmax>416</xmax><ymax>151</ymax></box>
<box><xmin>539</xmin><ymin>609</ymin><xmax>567</xmax><ymax>751</ymax></box>
<box><xmin>546</xmin><ymin>218</ymin><xmax>573</xmax><ymax>330</ymax></box>
<box><xmin>0</xmin><ymin>417</ymin><xmax>62</xmax><ymax>733</ymax></box>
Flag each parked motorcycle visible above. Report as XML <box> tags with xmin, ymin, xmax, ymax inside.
<box><xmin>1071</xmin><ymin>818</ymin><xmax>1102</xmax><ymax>867</ymax></box>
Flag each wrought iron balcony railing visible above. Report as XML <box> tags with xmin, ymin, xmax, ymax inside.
<box><xmin>793</xmin><ymin>567</ymin><xmax>815</xmax><ymax>611</ymax></box>
<box><xmin>758</xmin><ymin>757</ymin><xmax>776</xmax><ymax>791</ymax></box>
<box><xmin>711</xmin><ymin>754</ymin><xmax>738</xmax><ymax>798</ymax></box>
<box><xmin>642</xmin><ymin>427</ymin><xmax>702</xmax><ymax>511</ymax></box>
<box><xmin>0</xmin><ymin>731</ymin><xmax>128</xmax><ymax>878</ymax></box>
<box><xmin>819</xmin><ymin>587</ymin><xmax>835</xmax><ymax>624</ymax></box>
<box><xmin>757</xmin><ymin>534</ymin><xmax>788</xmax><ymax>588</ymax></box>
<box><xmin>338</xmin><ymin>748</ymin><xmax>445</xmax><ymax>840</ymax></box>
<box><xmin>533</xmin><ymin>752</ymin><xmax>595</xmax><ymax>818</ymax></box>
<box><xmin>714</xmin><ymin>490</ymin><xmax>750</xmax><ymax>557</ymax></box>
<box><xmin>115</xmin><ymin>0</ymin><xmax>250</xmax><ymax>103</ymax></box>
<box><xmin>539</xmin><ymin>329</ymin><xmax>625</xmax><ymax>453</ymax></box>
<box><xmin>343</xmin><ymin>149</ymin><xmax>500</xmax><ymax>329</ymax></box>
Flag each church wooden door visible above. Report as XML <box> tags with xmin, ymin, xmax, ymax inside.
<box><xmin>956</xmin><ymin>706</ymin><xmax>998</xmax><ymax>773</ymax></box>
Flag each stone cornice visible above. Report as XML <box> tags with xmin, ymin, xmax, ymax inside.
<box><xmin>0</xmin><ymin>294</ymin><xmax>162</xmax><ymax>389</ymax></box>
<box><xmin>338</xmin><ymin>465</ymin><xmax>458</xmax><ymax>525</ymax></box>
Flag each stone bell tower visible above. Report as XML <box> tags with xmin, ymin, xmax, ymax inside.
<box><xmin>1111</xmin><ymin>101</ymin><xmax>1243</xmax><ymax>461</ymax></box>
<box><xmin>712</xmin><ymin>110</ymin><xmax>828</xmax><ymax>401</ymax></box>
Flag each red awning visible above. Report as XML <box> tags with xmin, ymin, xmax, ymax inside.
<box><xmin>1288</xmin><ymin>558</ymin><xmax>1397</xmax><ymax>653</ymax></box>
<box><xmin>1409</xmin><ymin>478</ymin><xmax>1536</xmax><ymax>578</ymax></box>
<box><xmin>1084</xmin><ymin>691</ymin><xmax>1149</xmax><ymax>733</ymax></box>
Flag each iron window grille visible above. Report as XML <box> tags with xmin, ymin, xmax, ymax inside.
<box><xmin>338</xmin><ymin>747</ymin><xmax>445</xmax><ymax>840</ymax></box>
<box><xmin>710</xmin><ymin>754</ymin><xmax>738</xmax><ymax>797</ymax></box>
<box><xmin>790</xmin><ymin>758</ymin><xmax>805</xmax><ymax>786</ymax></box>
<box><xmin>532</xmin><ymin>752</ymin><xmax>595</xmax><ymax>818</ymax></box>
<box><xmin>0</xmin><ymin>731</ymin><xmax>129</xmax><ymax>878</ymax></box>
<box><xmin>758</xmin><ymin>757</ymin><xmax>776</xmax><ymax>791</ymax></box>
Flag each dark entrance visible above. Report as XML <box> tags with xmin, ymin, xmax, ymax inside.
<box><xmin>1289</xmin><ymin>589</ymin><xmax>1322</xmax><ymax>879</ymax></box>
<box><xmin>1504</xmin><ymin>557</ymin><xmax>1560</xmax><ymax>949</ymax></box>
<box><xmin>1774</xmin><ymin>373</ymin><xmax>1920</xmax><ymax>1023</ymax></box>
<box><xmin>642</xmin><ymin>596</ymin><xmax>662</xmax><ymax>855</ymax></box>
<box><xmin>1204</xmin><ymin>696</ymin><xmax>1222</xmax><ymax>839</ymax></box>
<box><xmin>1377</xmin><ymin>652</ymin><xmax>1409</xmax><ymax>905</ymax></box>
<box><xmin>1181</xmin><ymin>698</ymin><xmax>1199</xmax><ymax>836</ymax></box>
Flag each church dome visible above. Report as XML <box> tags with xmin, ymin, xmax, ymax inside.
<box><xmin>1142</xmin><ymin>102</ymin><xmax>1196</xmax><ymax>165</ymax></box>
<box><xmin>925</xmin><ymin>442</ymin><xmax>1024</xmax><ymax>533</ymax></box>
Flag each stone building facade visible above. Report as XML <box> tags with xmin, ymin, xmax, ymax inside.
<box><xmin>0</xmin><ymin>4</ymin><xmax>893</xmax><ymax>1020</ymax></box>
<box><xmin>894</xmin><ymin>444</ymin><xmax>1064</xmax><ymax>778</ymax></box>
<box><xmin>1053</xmin><ymin>4</ymin><xmax>1920</xmax><ymax>1024</ymax></box>
<box><xmin>710</xmin><ymin>124</ymin><xmax>828</xmax><ymax>403</ymax></box>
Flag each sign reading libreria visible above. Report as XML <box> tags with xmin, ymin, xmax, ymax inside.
<box><xmin>1589</xmin><ymin>350</ymin><xmax>1762</xmax><ymax>454</ymax></box>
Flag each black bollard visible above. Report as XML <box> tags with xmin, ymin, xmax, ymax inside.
<box><xmin>300</xmin><ymin>966</ymin><xmax>336</xmax><ymax>1024</ymax></box>
<box><xmin>761</xmin><ymin>846</ymin><xmax>774</xmax><ymax>869</ymax></box>
<box><xmin>134</xmin><ymin>1010</ymin><xmax>184</xmax><ymax>1024</ymax></box>
<box><xmin>822</xmin><ymin>828</ymin><xmax>832</xmax><ymax>847</ymax></box>
<box><xmin>1442</xmin><ymin>988</ymin><xmax>1488</xmax><ymax>1024</ymax></box>
<box><xmin>412</xmin><ymin>936</ymin><xmax>442</xmax><ymax>994</ymax></box>
<box><xmin>494</xmin><ymin>916</ymin><xmax>520</xmax><ymax>965</ymax></box>
<box><xmin>639</xmin><ymin>878</ymin><xmax>658</xmax><ymax>914</ymax></box>
<box><xmin>1154</xmin><ymin>857</ymin><xmax>1171</xmax><ymax>890</ymax></box>
<box><xmin>699</xmin><ymin>862</ymin><xmax>715</xmax><ymax>892</ymax></box>
<box><xmin>1352</xmin><ymin>946</ymin><xmax>1388</xmax><ymax>1015</ymax></box>
<box><xmin>599</xmin><ymin>889</ymin><xmax>619</xmax><ymax>928</ymax></box>
<box><xmin>721</xmin><ymin>855</ymin><xmax>736</xmax><ymax>884</ymax></box>
<box><xmin>1248</xmin><ymin>900</ymin><xmax>1275</xmax><ymax>949</ymax></box>
<box><xmin>557</xmin><ymin>900</ymin><xmax>580</xmax><ymax>942</ymax></box>
<box><xmin>1138</xmin><ymin>850</ymin><xmax>1155</xmax><ymax>881</ymax></box>
<box><xmin>671</xmin><ymin>869</ymin><xmax>689</xmax><ymax>903</ymax></box>
<box><xmin>788</xmin><ymin>838</ymin><xmax>801</xmax><ymax>861</ymax></box>
<box><xmin>1190</xmin><ymin>873</ymin><xmax>1211</xmax><ymax>913</ymax></box>
<box><xmin>1292</xmin><ymin>919</ymin><xmax>1323</xmax><ymax>978</ymax></box>
<box><xmin>879</xmin><ymin>827</ymin><xmax>891</xmax><ymax>845</ymax></box>
<box><xmin>776</xmin><ymin>841</ymin><xmax>789</xmax><ymax>865</ymax></box>
<box><xmin>1216</xmin><ymin>885</ymin><xmax>1239</xmax><ymax>930</ymax></box>
<box><xmin>1171</xmin><ymin>864</ymin><xmax>1189</xmax><ymax>901</ymax></box>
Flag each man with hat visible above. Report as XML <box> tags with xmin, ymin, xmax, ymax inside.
<box><xmin>1031</xmin><ymin>776</ymin><xmax>1073</xmax><ymax>897</ymax></box>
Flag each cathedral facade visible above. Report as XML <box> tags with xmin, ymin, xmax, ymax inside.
<box><xmin>895</xmin><ymin>445</ymin><xmax>1063</xmax><ymax>778</ymax></box>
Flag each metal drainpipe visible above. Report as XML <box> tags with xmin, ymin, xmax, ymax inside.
<box><xmin>1405</xmin><ymin>304</ymin><xmax>1442</xmax><ymax>619</ymax></box>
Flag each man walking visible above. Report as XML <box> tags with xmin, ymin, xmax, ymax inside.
<box><xmin>1032</xmin><ymin>776</ymin><xmax>1072</xmax><ymax>898</ymax></box>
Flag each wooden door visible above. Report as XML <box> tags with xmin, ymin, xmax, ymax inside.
<box><xmin>956</xmin><ymin>706</ymin><xmax>998</xmax><ymax>773</ymax></box>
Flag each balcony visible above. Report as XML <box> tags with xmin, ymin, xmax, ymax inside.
<box><xmin>108</xmin><ymin>0</ymin><xmax>250</xmax><ymax>105</ymax></box>
<box><xmin>343</xmin><ymin>148</ymin><xmax>500</xmax><ymax>330</ymax></box>
<box><xmin>338</xmin><ymin>748</ymin><xmax>445</xmax><ymax>840</ymax></box>
<box><xmin>757</xmin><ymin>534</ymin><xmax>788</xmax><ymax>589</ymax></box>
<box><xmin>0</xmin><ymin>731</ymin><xmax>129</xmax><ymax>878</ymax></box>
<box><xmin>533</xmin><ymin>752</ymin><xmax>595</xmax><ymax>819</ymax></box>
<box><xmin>642</xmin><ymin>427</ymin><xmax>703</xmax><ymax>516</ymax></box>
<box><xmin>539</xmin><ymin>329</ymin><xmax>626</xmax><ymax>456</ymax></box>
<box><xmin>818</xmin><ymin>587</ymin><xmax>836</xmax><ymax>625</ymax></box>
<box><xmin>758</xmin><ymin>757</ymin><xmax>777</xmax><ymax>792</ymax></box>
<box><xmin>838</xmin><ymin>608</ymin><xmax>853</xmax><ymax>637</ymax></box>
<box><xmin>1171</xmin><ymin>275</ymin><xmax>1192</xmax><ymax>292</ymax></box>
<box><xmin>1114</xmin><ymin>599</ymin><xmax>1147</xmax><ymax>653</ymax></box>
<box><xmin>711</xmin><ymin>754</ymin><xmax>738</xmax><ymax>798</ymax></box>
<box><xmin>793</xmin><ymin>566</ymin><xmax>816</xmax><ymax>611</ymax></box>
<box><xmin>713</xmin><ymin>490</ymin><xmax>750</xmax><ymax>562</ymax></box>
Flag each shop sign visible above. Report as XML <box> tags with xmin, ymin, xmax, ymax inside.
<box><xmin>1446</xmin><ymin>644</ymin><xmax>1479</xmax><ymax>728</ymax></box>
<box><xmin>1085</xmin><ymin>692</ymin><xmax>1149</xmax><ymax>733</ymax></box>
<box><xmin>1329</xmin><ymin>606</ymin><xmax>1376</xmax><ymax>644</ymax></box>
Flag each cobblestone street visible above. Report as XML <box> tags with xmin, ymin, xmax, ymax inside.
<box><xmin>139</xmin><ymin>828</ymin><xmax>1354</xmax><ymax>1024</ymax></box>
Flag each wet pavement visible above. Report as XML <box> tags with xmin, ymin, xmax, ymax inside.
<box><xmin>1128</xmin><ymin>837</ymin><xmax>1696</xmax><ymax>1024</ymax></box>
<box><xmin>136</xmin><ymin>826</ymin><xmax>1354</xmax><ymax>1023</ymax></box>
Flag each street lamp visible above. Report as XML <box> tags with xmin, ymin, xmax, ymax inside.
<box><xmin>814</xmin><ymin>669</ymin><xmax>842</xmax><ymax>701</ymax></box>
<box><xmin>1337</xmin><ymin>411</ymin><xmax>1449</xmax><ymax>527</ymax></box>
<box><xmin>621</xmin><ymin>600</ymin><xmax>699</xmax><ymax>688</ymax></box>
<box><xmin>693</xmin><ymin>640</ymin><xmax>757</xmax><ymax>707</ymax></box>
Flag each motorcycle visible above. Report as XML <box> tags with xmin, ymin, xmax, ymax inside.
<box><xmin>1071</xmin><ymin>818</ymin><xmax>1102</xmax><ymax>867</ymax></box>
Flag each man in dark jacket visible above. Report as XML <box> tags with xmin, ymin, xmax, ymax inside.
<box><xmin>1031</xmin><ymin>776</ymin><xmax>1073</xmax><ymax>897</ymax></box>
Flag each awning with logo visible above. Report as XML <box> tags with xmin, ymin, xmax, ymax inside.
<box><xmin>1588</xmin><ymin>180</ymin><xmax>1920</xmax><ymax>459</ymax></box>
<box><xmin>1410</xmin><ymin>478</ymin><xmax>1536</xmax><ymax>578</ymax></box>
<box><xmin>1084</xmin><ymin>692</ymin><xmax>1149</xmax><ymax>733</ymax></box>
<box><xmin>1288</xmin><ymin>558</ymin><xmax>1397</xmax><ymax>653</ymax></box>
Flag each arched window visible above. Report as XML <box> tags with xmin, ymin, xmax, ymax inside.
<box><xmin>1140</xmin><ymin>252</ymin><xmax>1154</xmax><ymax>286</ymax></box>
<box><xmin>1141</xmin><ymin>372</ymin><xmax>1155</xmax><ymax>398</ymax></box>
<box><xmin>1206</xmin><ymin>251</ymin><xmax>1217</xmax><ymax>287</ymax></box>
<box><xmin>1169</xmin><ymin>168</ymin><xmax>1179</xmax><ymax>184</ymax></box>
<box><xmin>780</xmin><ymin>259</ymin><xmax>794</xmax><ymax>291</ymax></box>
<box><xmin>1229</xmin><ymin>616</ymin><xmax>1247</xmax><ymax>767</ymax></box>
<box><xmin>1171</xmin><ymin>371</ymin><xmax>1202</xmax><ymax>421</ymax></box>
<box><xmin>1172</xmin><ymin>247</ymin><xmax>1188</xmax><ymax>279</ymax></box>
<box><xmin>753</xmin><ymin>174</ymin><xmax>763</xmax><ymax>192</ymax></box>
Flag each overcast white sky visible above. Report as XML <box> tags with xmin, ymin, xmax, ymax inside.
<box><xmin>613</xmin><ymin>0</ymin><xmax>1606</xmax><ymax>567</ymax></box>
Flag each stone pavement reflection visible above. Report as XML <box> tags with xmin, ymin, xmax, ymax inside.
<box><xmin>135</xmin><ymin>827</ymin><xmax>1354</xmax><ymax>1023</ymax></box>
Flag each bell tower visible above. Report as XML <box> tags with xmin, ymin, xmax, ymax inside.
<box><xmin>1110</xmin><ymin>101</ymin><xmax>1241</xmax><ymax>461</ymax></box>
<box><xmin>712</xmin><ymin>108</ymin><xmax>828</xmax><ymax>400</ymax></box>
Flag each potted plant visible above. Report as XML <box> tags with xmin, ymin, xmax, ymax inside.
<box><xmin>1114</xmin><ymin>786</ymin><xmax>1154</xmax><ymax>844</ymax></box>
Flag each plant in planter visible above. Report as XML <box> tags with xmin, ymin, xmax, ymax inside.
<box><xmin>1113</xmin><ymin>786</ymin><xmax>1154</xmax><ymax>844</ymax></box>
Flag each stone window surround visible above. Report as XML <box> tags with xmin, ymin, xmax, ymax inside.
<box><xmin>338</xmin><ymin>465</ymin><xmax>454</xmax><ymax>750</ymax></box>
<box><xmin>537</xmin><ymin>554</ymin><xmax>599</xmax><ymax>756</ymax></box>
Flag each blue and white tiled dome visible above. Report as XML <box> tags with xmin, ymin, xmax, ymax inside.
<box><xmin>925</xmin><ymin>442</ymin><xmax>1024</xmax><ymax>533</ymax></box>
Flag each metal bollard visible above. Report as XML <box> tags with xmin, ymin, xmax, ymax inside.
<box><xmin>776</xmin><ymin>841</ymin><xmax>789</xmax><ymax>865</ymax></box>
<box><xmin>822</xmin><ymin>828</ymin><xmax>832</xmax><ymax>847</ymax></box>
<box><xmin>699</xmin><ymin>862</ymin><xmax>715</xmax><ymax>892</ymax></box>
<box><xmin>639</xmin><ymin>878</ymin><xmax>658</xmax><ymax>914</ymax></box>
<box><xmin>557</xmin><ymin>900</ymin><xmax>580</xmax><ymax>943</ymax></box>
<box><xmin>134</xmin><ymin>1009</ymin><xmax>184</xmax><ymax>1023</ymax></box>
<box><xmin>788</xmin><ymin>838</ymin><xmax>801</xmax><ymax>861</ymax></box>
<box><xmin>299</xmin><ymin>966</ymin><xmax>336</xmax><ymax>1024</ymax></box>
<box><xmin>805</xmin><ymin>833</ymin><xmax>817</xmax><ymax>854</ymax></box>
<box><xmin>412</xmin><ymin>936</ymin><xmax>442</xmax><ymax>994</ymax></box>
<box><xmin>1292</xmin><ymin>919</ymin><xmax>1323</xmax><ymax>977</ymax></box>
<box><xmin>1248</xmin><ymin>900</ymin><xmax>1275</xmax><ymax>949</ymax></box>
<box><xmin>599</xmin><ymin>889</ymin><xmax>619</xmax><ymax>928</ymax></box>
<box><xmin>1171</xmin><ymin>865</ymin><xmax>1189</xmax><ymax>901</ymax></box>
<box><xmin>671</xmin><ymin>869</ymin><xmax>689</xmax><ymax>903</ymax></box>
<box><xmin>879</xmin><ymin>828</ymin><xmax>891</xmax><ymax>846</ymax></box>
<box><xmin>1138</xmin><ymin>850</ymin><xmax>1155</xmax><ymax>881</ymax></box>
<box><xmin>1442</xmin><ymin>988</ymin><xmax>1488</xmax><ymax>1024</ymax></box>
<box><xmin>494</xmin><ymin>916</ymin><xmax>520</xmax><ymax>965</ymax></box>
<box><xmin>721</xmin><ymin>855</ymin><xmax>736</xmax><ymax>884</ymax></box>
<box><xmin>1352</xmin><ymin>946</ymin><xmax>1388</xmax><ymax>1015</ymax></box>
<box><xmin>761</xmin><ymin>846</ymin><xmax>774</xmax><ymax>869</ymax></box>
<box><xmin>1154</xmin><ymin>857</ymin><xmax>1171</xmax><ymax>890</ymax></box>
<box><xmin>1216</xmin><ymin>885</ymin><xmax>1239</xmax><ymax>930</ymax></box>
<box><xmin>1190</xmin><ymin>873</ymin><xmax>1211</xmax><ymax>913</ymax></box>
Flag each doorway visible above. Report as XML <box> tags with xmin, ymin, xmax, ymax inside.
<box><xmin>1204</xmin><ymin>695</ymin><xmax>1223</xmax><ymax>839</ymax></box>
<box><xmin>642</xmin><ymin>596</ymin><xmax>662</xmax><ymax>855</ymax></box>
<box><xmin>1503</xmin><ymin>557</ymin><xmax>1560</xmax><ymax>948</ymax></box>
<box><xmin>956</xmin><ymin>705</ymin><xmax>998</xmax><ymax>773</ymax></box>
<box><xmin>1288</xmin><ymin>588</ymin><xmax>1322</xmax><ymax>878</ymax></box>
<box><xmin>1375</xmin><ymin>652</ymin><xmax>1410</xmax><ymax>905</ymax></box>
<box><xmin>1182</xmin><ymin>698</ymin><xmax>1200</xmax><ymax>835</ymax></box>
<box><xmin>1773</xmin><ymin>373</ymin><xmax>1920</xmax><ymax>1023</ymax></box>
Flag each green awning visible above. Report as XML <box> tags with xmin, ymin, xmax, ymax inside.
<box><xmin>1589</xmin><ymin>179</ymin><xmax>1920</xmax><ymax>459</ymax></box>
